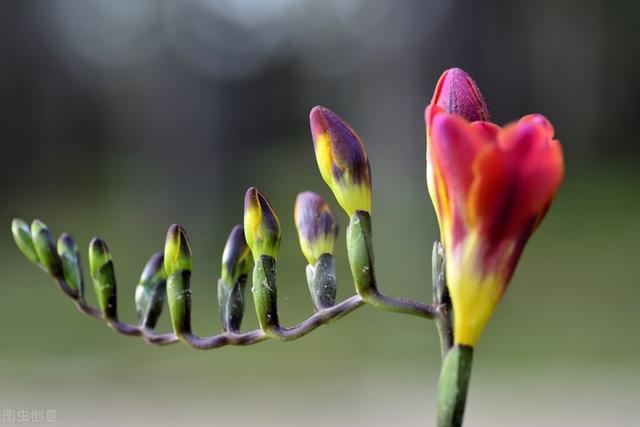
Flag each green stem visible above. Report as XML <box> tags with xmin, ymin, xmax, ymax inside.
<box><xmin>346</xmin><ymin>210</ymin><xmax>437</xmax><ymax>319</ymax></box>
<box><xmin>432</xmin><ymin>241</ymin><xmax>453</xmax><ymax>358</ymax></box>
<box><xmin>437</xmin><ymin>344</ymin><xmax>473</xmax><ymax>427</ymax></box>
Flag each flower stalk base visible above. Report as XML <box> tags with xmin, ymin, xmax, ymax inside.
<box><xmin>437</xmin><ymin>344</ymin><xmax>474</xmax><ymax>427</ymax></box>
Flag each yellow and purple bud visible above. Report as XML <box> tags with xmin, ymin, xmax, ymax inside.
<box><xmin>294</xmin><ymin>191</ymin><xmax>338</xmax><ymax>265</ymax></box>
<box><xmin>426</xmin><ymin>68</ymin><xmax>564</xmax><ymax>346</ymax></box>
<box><xmin>309</xmin><ymin>106</ymin><xmax>372</xmax><ymax>216</ymax></box>
<box><xmin>163</xmin><ymin>224</ymin><xmax>192</xmax><ymax>277</ymax></box>
<box><xmin>243</xmin><ymin>187</ymin><xmax>281</xmax><ymax>261</ymax></box>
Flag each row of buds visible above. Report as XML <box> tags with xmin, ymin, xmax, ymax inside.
<box><xmin>12</xmin><ymin>219</ymin><xmax>84</xmax><ymax>297</ymax></box>
<box><xmin>11</xmin><ymin>104</ymin><xmax>376</xmax><ymax>337</ymax></box>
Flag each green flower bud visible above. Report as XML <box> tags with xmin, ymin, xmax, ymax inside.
<box><xmin>31</xmin><ymin>220</ymin><xmax>63</xmax><ymax>278</ymax></box>
<box><xmin>57</xmin><ymin>233</ymin><xmax>83</xmax><ymax>296</ymax></box>
<box><xmin>218</xmin><ymin>225</ymin><xmax>251</xmax><ymax>333</ymax></box>
<box><xmin>135</xmin><ymin>253</ymin><xmax>167</xmax><ymax>329</ymax></box>
<box><xmin>243</xmin><ymin>187</ymin><xmax>281</xmax><ymax>261</ymax></box>
<box><xmin>88</xmin><ymin>238</ymin><xmax>117</xmax><ymax>319</ymax></box>
<box><xmin>11</xmin><ymin>218</ymin><xmax>39</xmax><ymax>265</ymax></box>
<box><xmin>163</xmin><ymin>224</ymin><xmax>192</xmax><ymax>277</ymax></box>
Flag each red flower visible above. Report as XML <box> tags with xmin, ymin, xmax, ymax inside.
<box><xmin>426</xmin><ymin>68</ymin><xmax>564</xmax><ymax>346</ymax></box>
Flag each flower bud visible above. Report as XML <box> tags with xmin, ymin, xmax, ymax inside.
<box><xmin>11</xmin><ymin>218</ymin><xmax>39</xmax><ymax>265</ymax></box>
<box><xmin>294</xmin><ymin>191</ymin><xmax>338</xmax><ymax>265</ymax></box>
<box><xmin>163</xmin><ymin>224</ymin><xmax>192</xmax><ymax>277</ymax></box>
<box><xmin>430</xmin><ymin>68</ymin><xmax>490</xmax><ymax>122</ymax></box>
<box><xmin>135</xmin><ymin>252</ymin><xmax>167</xmax><ymax>329</ymax></box>
<box><xmin>425</xmin><ymin>101</ymin><xmax>563</xmax><ymax>346</ymax></box>
<box><xmin>89</xmin><ymin>238</ymin><xmax>117</xmax><ymax>319</ymax></box>
<box><xmin>309</xmin><ymin>106</ymin><xmax>372</xmax><ymax>216</ymax></box>
<box><xmin>31</xmin><ymin>220</ymin><xmax>63</xmax><ymax>278</ymax></box>
<box><xmin>163</xmin><ymin>225</ymin><xmax>192</xmax><ymax>335</ymax></box>
<box><xmin>243</xmin><ymin>187</ymin><xmax>281</xmax><ymax>261</ymax></box>
<box><xmin>221</xmin><ymin>225</ymin><xmax>251</xmax><ymax>286</ymax></box>
<box><xmin>218</xmin><ymin>225</ymin><xmax>251</xmax><ymax>333</ymax></box>
<box><xmin>57</xmin><ymin>233</ymin><xmax>83</xmax><ymax>295</ymax></box>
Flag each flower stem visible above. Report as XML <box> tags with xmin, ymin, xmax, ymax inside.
<box><xmin>437</xmin><ymin>344</ymin><xmax>473</xmax><ymax>427</ymax></box>
<box><xmin>432</xmin><ymin>241</ymin><xmax>453</xmax><ymax>358</ymax></box>
<box><xmin>346</xmin><ymin>210</ymin><xmax>437</xmax><ymax>319</ymax></box>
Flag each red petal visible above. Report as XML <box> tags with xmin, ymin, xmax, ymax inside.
<box><xmin>430</xmin><ymin>112</ymin><xmax>489</xmax><ymax>245</ymax></box>
<box><xmin>431</xmin><ymin>113</ymin><xmax>486</xmax><ymax>201</ymax></box>
<box><xmin>469</xmin><ymin>119</ymin><xmax>564</xmax><ymax>263</ymax></box>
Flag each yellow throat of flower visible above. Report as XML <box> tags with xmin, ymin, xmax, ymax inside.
<box><xmin>446</xmin><ymin>233</ymin><xmax>507</xmax><ymax>346</ymax></box>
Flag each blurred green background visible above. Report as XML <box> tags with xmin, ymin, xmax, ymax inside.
<box><xmin>1</xmin><ymin>1</ymin><xmax>638</xmax><ymax>426</ymax></box>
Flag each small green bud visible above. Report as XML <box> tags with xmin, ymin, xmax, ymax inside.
<box><xmin>167</xmin><ymin>270</ymin><xmax>191</xmax><ymax>336</ymax></box>
<box><xmin>89</xmin><ymin>238</ymin><xmax>117</xmax><ymax>319</ymax></box>
<box><xmin>89</xmin><ymin>238</ymin><xmax>111</xmax><ymax>278</ymax></box>
<box><xmin>163</xmin><ymin>224</ymin><xmax>192</xmax><ymax>277</ymax></box>
<box><xmin>135</xmin><ymin>253</ymin><xmax>167</xmax><ymax>329</ymax></box>
<box><xmin>11</xmin><ymin>218</ymin><xmax>39</xmax><ymax>264</ymax></box>
<box><xmin>31</xmin><ymin>220</ymin><xmax>63</xmax><ymax>278</ymax></box>
<box><xmin>252</xmin><ymin>255</ymin><xmax>279</xmax><ymax>331</ymax></box>
<box><xmin>218</xmin><ymin>225</ymin><xmax>251</xmax><ymax>333</ymax></box>
<box><xmin>57</xmin><ymin>233</ymin><xmax>83</xmax><ymax>295</ymax></box>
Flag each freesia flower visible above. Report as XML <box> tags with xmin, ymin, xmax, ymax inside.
<box><xmin>426</xmin><ymin>68</ymin><xmax>564</xmax><ymax>346</ymax></box>
<box><xmin>243</xmin><ymin>187</ymin><xmax>281</xmax><ymax>260</ymax></box>
<box><xmin>309</xmin><ymin>106</ymin><xmax>372</xmax><ymax>216</ymax></box>
<box><xmin>294</xmin><ymin>191</ymin><xmax>339</xmax><ymax>265</ymax></box>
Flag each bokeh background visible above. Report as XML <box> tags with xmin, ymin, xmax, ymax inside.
<box><xmin>1</xmin><ymin>1</ymin><xmax>638</xmax><ymax>426</ymax></box>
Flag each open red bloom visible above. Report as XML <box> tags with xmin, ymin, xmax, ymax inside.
<box><xmin>426</xmin><ymin>69</ymin><xmax>564</xmax><ymax>346</ymax></box>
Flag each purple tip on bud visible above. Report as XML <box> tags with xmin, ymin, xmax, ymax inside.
<box><xmin>309</xmin><ymin>106</ymin><xmax>372</xmax><ymax>215</ymax></box>
<box><xmin>431</xmin><ymin>68</ymin><xmax>490</xmax><ymax>122</ymax></box>
<box><xmin>221</xmin><ymin>225</ymin><xmax>251</xmax><ymax>284</ymax></box>
<box><xmin>294</xmin><ymin>191</ymin><xmax>338</xmax><ymax>264</ymax></box>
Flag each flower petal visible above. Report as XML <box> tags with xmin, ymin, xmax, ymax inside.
<box><xmin>429</xmin><ymin>112</ymin><xmax>487</xmax><ymax>245</ymax></box>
